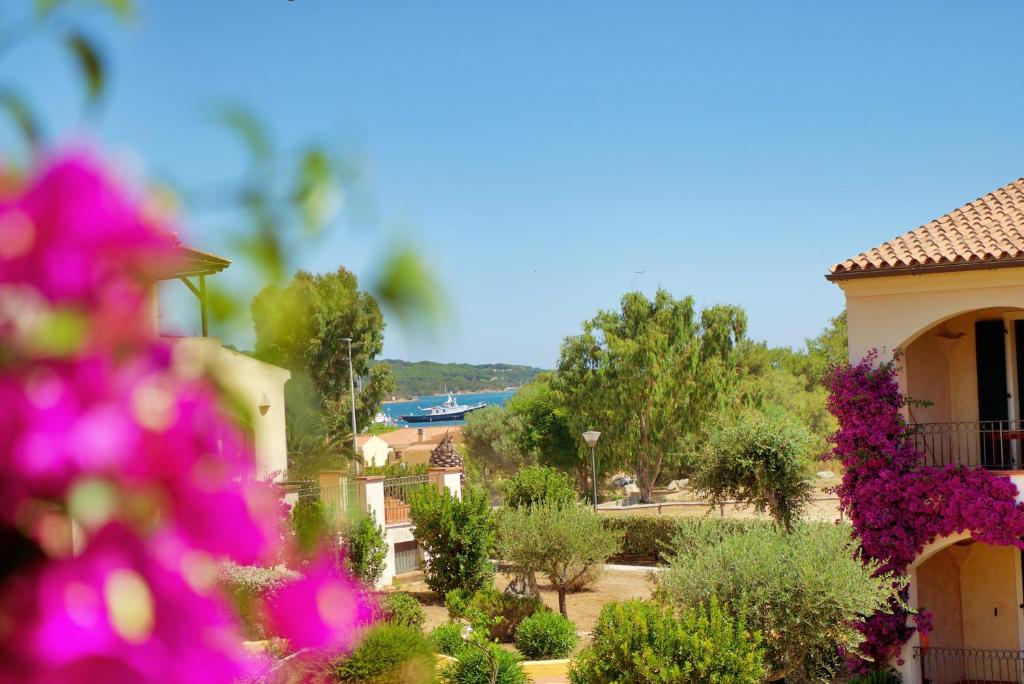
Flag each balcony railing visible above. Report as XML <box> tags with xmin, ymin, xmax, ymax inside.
<box><xmin>916</xmin><ymin>646</ymin><xmax>1024</xmax><ymax>683</ymax></box>
<box><xmin>910</xmin><ymin>421</ymin><xmax>1024</xmax><ymax>470</ymax></box>
<box><xmin>383</xmin><ymin>474</ymin><xmax>429</xmax><ymax>525</ymax></box>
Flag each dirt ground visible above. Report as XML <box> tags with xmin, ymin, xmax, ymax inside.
<box><xmin>394</xmin><ymin>568</ymin><xmax>656</xmax><ymax>635</ymax></box>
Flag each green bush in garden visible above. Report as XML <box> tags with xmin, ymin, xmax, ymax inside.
<box><xmin>849</xmin><ymin>669</ymin><xmax>901</xmax><ymax>684</ymax></box>
<box><xmin>599</xmin><ymin>516</ymin><xmax>679</xmax><ymax>562</ymax></box>
<box><xmin>333</xmin><ymin>624</ymin><xmax>436</xmax><ymax>683</ymax></box>
<box><xmin>216</xmin><ymin>563</ymin><xmax>297</xmax><ymax>640</ymax></box>
<box><xmin>409</xmin><ymin>485</ymin><xmax>495</xmax><ymax>596</ymax></box>
<box><xmin>376</xmin><ymin>592</ymin><xmax>426</xmax><ymax>631</ymax></box>
<box><xmin>441</xmin><ymin>644</ymin><xmax>527</xmax><ymax>684</ymax></box>
<box><xmin>445</xmin><ymin>588</ymin><xmax>472</xmax><ymax>620</ymax></box>
<box><xmin>429</xmin><ymin>623</ymin><xmax>467</xmax><ymax>657</ymax></box>
<box><xmin>345</xmin><ymin>511</ymin><xmax>387</xmax><ymax>587</ymax></box>
<box><xmin>657</xmin><ymin>522</ymin><xmax>898</xmax><ymax>681</ymax></box>
<box><xmin>465</xmin><ymin>589</ymin><xmax>546</xmax><ymax>643</ymax></box>
<box><xmin>502</xmin><ymin>466</ymin><xmax>578</xmax><ymax>509</ymax></box>
<box><xmin>568</xmin><ymin>599</ymin><xmax>766</xmax><ymax>684</ymax></box>
<box><xmin>514</xmin><ymin>611</ymin><xmax>578</xmax><ymax>660</ymax></box>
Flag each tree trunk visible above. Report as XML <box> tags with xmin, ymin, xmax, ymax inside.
<box><xmin>557</xmin><ymin>587</ymin><xmax>568</xmax><ymax>618</ymax></box>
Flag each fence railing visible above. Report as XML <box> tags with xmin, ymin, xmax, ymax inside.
<box><xmin>916</xmin><ymin>646</ymin><xmax>1024</xmax><ymax>683</ymax></box>
<box><xmin>383</xmin><ymin>474</ymin><xmax>429</xmax><ymax>525</ymax></box>
<box><xmin>910</xmin><ymin>421</ymin><xmax>1024</xmax><ymax>470</ymax></box>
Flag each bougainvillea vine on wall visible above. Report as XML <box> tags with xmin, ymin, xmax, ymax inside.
<box><xmin>827</xmin><ymin>353</ymin><xmax>1024</xmax><ymax>670</ymax></box>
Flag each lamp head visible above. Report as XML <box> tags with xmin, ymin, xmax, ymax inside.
<box><xmin>258</xmin><ymin>392</ymin><xmax>271</xmax><ymax>416</ymax></box>
<box><xmin>582</xmin><ymin>430</ymin><xmax>601</xmax><ymax>448</ymax></box>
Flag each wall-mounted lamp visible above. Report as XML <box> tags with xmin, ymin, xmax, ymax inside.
<box><xmin>258</xmin><ymin>392</ymin><xmax>271</xmax><ymax>416</ymax></box>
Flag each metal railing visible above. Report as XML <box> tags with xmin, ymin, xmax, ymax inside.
<box><xmin>910</xmin><ymin>421</ymin><xmax>1024</xmax><ymax>470</ymax></box>
<box><xmin>916</xmin><ymin>646</ymin><xmax>1024</xmax><ymax>683</ymax></box>
<box><xmin>383</xmin><ymin>474</ymin><xmax>429</xmax><ymax>525</ymax></box>
<box><xmin>319</xmin><ymin>479</ymin><xmax>359</xmax><ymax>524</ymax></box>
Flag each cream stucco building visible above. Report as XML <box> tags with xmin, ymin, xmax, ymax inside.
<box><xmin>155</xmin><ymin>246</ymin><xmax>292</xmax><ymax>480</ymax></box>
<box><xmin>830</xmin><ymin>178</ymin><xmax>1024</xmax><ymax>683</ymax></box>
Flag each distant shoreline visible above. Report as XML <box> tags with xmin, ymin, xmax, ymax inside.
<box><xmin>383</xmin><ymin>387</ymin><xmax>518</xmax><ymax>404</ymax></box>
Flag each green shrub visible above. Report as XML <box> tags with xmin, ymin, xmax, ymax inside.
<box><xmin>600</xmin><ymin>516</ymin><xmax>679</xmax><ymax>562</ymax></box>
<box><xmin>657</xmin><ymin>522</ymin><xmax>899</xmax><ymax>681</ymax></box>
<box><xmin>496</xmin><ymin>503</ymin><xmax>620</xmax><ymax>618</ymax></box>
<box><xmin>466</xmin><ymin>589</ymin><xmax>545</xmax><ymax>642</ymax></box>
<box><xmin>291</xmin><ymin>497</ymin><xmax>332</xmax><ymax>556</ymax></box>
<box><xmin>568</xmin><ymin>599</ymin><xmax>766</xmax><ymax>684</ymax></box>
<box><xmin>445</xmin><ymin>588</ymin><xmax>472</xmax><ymax>620</ymax></box>
<box><xmin>377</xmin><ymin>592</ymin><xmax>426</xmax><ymax>631</ymax></box>
<box><xmin>410</xmin><ymin>485</ymin><xmax>495</xmax><ymax>596</ymax></box>
<box><xmin>217</xmin><ymin>563</ymin><xmax>297</xmax><ymax>640</ymax></box>
<box><xmin>334</xmin><ymin>624</ymin><xmax>436</xmax><ymax>683</ymax></box>
<box><xmin>442</xmin><ymin>644</ymin><xmax>527</xmax><ymax>684</ymax></box>
<box><xmin>430</xmin><ymin>623</ymin><xmax>467</xmax><ymax>657</ymax></box>
<box><xmin>345</xmin><ymin>511</ymin><xmax>387</xmax><ymax>586</ymax></box>
<box><xmin>502</xmin><ymin>466</ymin><xmax>578</xmax><ymax>509</ymax></box>
<box><xmin>514</xmin><ymin>611</ymin><xmax>578</xmax><ymax>660</ymax></box>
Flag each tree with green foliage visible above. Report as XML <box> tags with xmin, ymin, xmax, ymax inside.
<box><xmin>252</xmin><ymin>267</ymin><xmax>395</xmax><ymax>474</ymax></box>
<box><xmin>502</xmin><ymin>466</ymin><xmax>577</xmax><ymax>509</ymax></box>
<box><xmin>462</xmin><ymin>406</ymin><xmax>525</xmax><ymax>479</ymax></box>
<box><xmin>504</xmin><ymin>374</ymin><xmax>581</xmax><ymax>481</ymax></box>
<box><xmin>409</xmin><ymin>485</ymin><xmax>495</xmax><ymax>596</ymax></box>
<box><xmin>345</xmin><ymin>511</ymin><xmax>388</xmax><ymax>587</ymax></box>
<box><xmin>496</xmin><ymin>503</ymin><xmax>620</xmax><ymax>618</ymax></box>
<box><xmin>657</xmin><ymin>522</ymin><xmax>899</xmax><ymax>681</ymax></box>
<box><xmin>556</xmin><ymin>290</ymin><xmax>747</xmax><ymax>502</ymax></box>
<box><xmin>569</xmin><ymin>599</ymin><xmax>766</xmax><ymax>684</ymax></box>
<box><xmin>691</xmin><ymin>410</ymin><xmax>814</xmax><ymax>531</ymax></box>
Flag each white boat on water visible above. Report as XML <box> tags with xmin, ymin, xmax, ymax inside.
<box><xmin>400</xmin><ymin>392</ymin><xmax>486</xmax><ymax>423</ymax></box>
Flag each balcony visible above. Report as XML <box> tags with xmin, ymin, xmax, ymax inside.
<box><xmin>916</xmin><ymin>646</ymin><xmax>1024</xmax><ymax>683</ymax></box>
<box><xmin>910</xmin><ymin>421</ymin><xmax>1024</xmax><ymax>471</ymax></box>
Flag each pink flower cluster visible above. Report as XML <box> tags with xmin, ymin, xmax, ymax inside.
<box><xmin>0</xmin><ymin>155</ymin><xmax>370</xmax><ymax>683</ymax></box>
<box><xmin>827</xmin><ymin>354</ymin><xmax>1024</xmax><ymax>670</ymax></box>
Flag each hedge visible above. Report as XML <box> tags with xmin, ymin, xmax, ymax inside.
<box><xmin>601</xmin><ymin>516</ymin><xmax>770</xmax><ymax>564</ymax></box>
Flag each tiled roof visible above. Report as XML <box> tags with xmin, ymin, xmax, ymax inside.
<box><xmin>829</xmin><ymin>178</ymin><xmax>1024</xmax><ymax>279</ymax></box>
<box><xmin>356</xmin><ymin>426</ymin><xmax>462</xmax><ymax>450</ymax></box>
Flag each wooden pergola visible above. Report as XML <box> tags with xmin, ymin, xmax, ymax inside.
<box><xmin>157</xmin><ymin>246</ymin><xmax>231</xmax><ymax>337</ymax></box>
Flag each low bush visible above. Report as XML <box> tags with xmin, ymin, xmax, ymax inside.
<box><xmin>345</xmin><ymin>512</ymin><xmax>387</xmax><ymax>587</ymax></box>
<box><xmin>441</xmin><ymin>644</ymin><xmax>527</xmax><ymax>684</ymax></box>
<box><xmin>849</xmin><ymin>669</ymin><xmax>901</xmax><ymax>684</ymax></box>
<box><xmin>376</xmin><ymin>592</ymin><xmax>426</xmax><ymax>631</ymax></box>
<box><xmin>657</xmin><ymin>522</ymin><xmax>898</xmax><ymax>681</ymax></box>
<box><xmin>502</xmin><ymin>466</ymin><xmax>578</xmax><ymax>509</ymax></box>
<box><xmin>600</xmin><ymin>516</ymin><xmax>679</xmax><ymax>563</ymax></box>
<box><xmin>514</xmin><ymin>611</ymin><xmax>578</xmax><ymax>660</ymax></box>
<box><xmin>334</xmin><ymin>624</ymin><xmax>436</xmax><ymax>683</ymax></box>
<box><xmin>217</xmin><ymin>563</ymin><xmax>297</xmax><ymax>640</ymax></box>
<box><xmin>466</xmin><ymin>589</ymin><xmax>545</xmax><ymax>642</ymax></box>
<box><xmin>568</xmin><ymin>599</ymin><xmax>766</xmax><ymax>684</ymax></box>
<box><xmin>429</xmin><ymin>623</ymin><xmax>466</xmax><ymax>657</ymax></box>
<box><xmin>410</xmin><ymin>485</ymin><xmax>495</xmax><ymax>597</ymax></box>
<box><xmin>445</xmin><ymin>588</ymin><xmax>472</xmax><ymax>620</ymax></box>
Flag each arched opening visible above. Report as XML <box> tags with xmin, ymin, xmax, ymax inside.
<box><xmin>902</xmin><ymin>307</ymin><xmax>1024</xmax><ymax>470</ymax></box>
<box><xmin>915</xmin><ymin>538</ymin><xmax>1024</xmax><ymax>682</ymax></box>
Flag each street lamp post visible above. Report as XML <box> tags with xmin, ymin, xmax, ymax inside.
<box><xmin>343</xmin><ymin>337</ymin><xmax>360</xmax><ymax>476</ymax></box>
<box><xmin>582</xmin><ymin>430</ymin><xmax>601</xmax><ymax>511</ymax></box>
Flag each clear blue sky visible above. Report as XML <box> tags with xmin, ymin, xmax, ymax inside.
<box><xmin>7</xmin><ymin>2</ymin><xmax>1024</xmax><ymax>368</ymax></box>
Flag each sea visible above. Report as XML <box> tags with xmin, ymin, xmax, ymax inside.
<box><xmin>381</xmin><ymin>389</ymin><xmax>516</xmax><ymax>427</ymax></box>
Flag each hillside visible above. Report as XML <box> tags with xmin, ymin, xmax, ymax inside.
<box><xmin>377</xmin><ymin>360</ymin><xmax>546</xmax><ymax>398</ymax></box>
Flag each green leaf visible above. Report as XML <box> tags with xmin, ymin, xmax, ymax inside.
<box><xmin>36</xmin><ymin>0</ymin><xmax>135</xmax><ymax>20</ymax></box>
<box><xmin>64</xmin><ymin>32</ymin><xmax>105</xmax><ymax>104</ymax></box>
<box><xmin>373</xmin><ymin>245</ymin><xmax>445</xmax><ymax>327</ymax></box>
<box><xmin>214</xmin><ymin>105</ymin><xmax>272</xmax><ymax>166</ymax></box>
<box><xmin>0</xmin><ymin>90</ymin><xmax>41</xmax><ymax>149</ymax></box>
<box><xmin>292</xmin><ymin>148</ymin><xmax>342</xmax><ymax>234</ymax></box>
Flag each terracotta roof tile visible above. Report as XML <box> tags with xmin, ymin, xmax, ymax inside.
<box><xmin>829</xmin><ymin>178</ymin><xmax>1024</xmax><ymax>278</ymax></box>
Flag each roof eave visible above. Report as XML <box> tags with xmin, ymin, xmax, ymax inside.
<box><xmin>826</xmin><ymin>258</ymin><xmax>1024</xmax><ymax>282</ymax></box>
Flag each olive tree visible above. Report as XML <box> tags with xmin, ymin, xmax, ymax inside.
<box><xmin>496</xmin><ymin>503</ymin><xmax>620</xmax><ymax>618</ymax></box>
<box><xmin>657</xmin><ymin>522</ymin><xmax>900</xmax><ymax>681</ymax></box>
<box><xmin>691</xmin><ymin>410</ymin><xmax>814</xmax><ymax>531</ymax></box>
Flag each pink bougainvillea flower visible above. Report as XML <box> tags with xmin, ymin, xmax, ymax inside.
<box><xmin>265</xmin><ymin>555</ymin><xmax>375</xmax><ymax>652</ymax></box>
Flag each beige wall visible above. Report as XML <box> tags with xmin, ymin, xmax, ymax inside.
<box><xmin>359</xmin><ymin>437</ymin><xmax>391</xmax><ymax>467</ymax></box>
<box><xmin>171</xmin><ymin>338</ymin><xmax>291</xmax><ymax>480</ymax></box>
<box><xmin>837</xmin><ymin>268</ymin><xmax>1024</xmax><ymax>365</ymax></box>
<box><xmin>916</xmin><ymin>541</ymin><xmax>1020</xmax><ymax>653</ymax></box>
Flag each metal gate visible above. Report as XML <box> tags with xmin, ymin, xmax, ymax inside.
<box><xmin>393</xmin><ymin>541</ymin><xmax>422</xmax><ymax>575</ymax></box>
